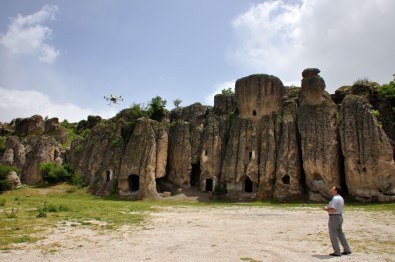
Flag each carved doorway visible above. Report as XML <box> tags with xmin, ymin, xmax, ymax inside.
<box><xmin>191</xmin><ymin>163</ymin><xmax>200</xmax><ymax>187</ymax></box>
<box><xmin>244</xmin><ymin>177</ymin><xmax>253</xmax><ymax>193</ymax></box>
<box><xmin>128</xmin><ymin>175</ymin><xmax>139</xmax><ymax>192</ymax></box>
<box><xmin>205</xmin><ymin>178</ymin><xmax>213</xmax><ymax>192</ymax></box>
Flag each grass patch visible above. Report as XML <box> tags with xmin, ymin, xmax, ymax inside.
<box><xmin>0</xmin><ymin>183</ymin><xmax>155</xmax><ymax>250</ymax></box>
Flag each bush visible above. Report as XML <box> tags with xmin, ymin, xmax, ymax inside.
<box><xmin>40</xmin><ymin>163</ymin><xmax>71</xmax><ymax>184</ymax></box>
<box><xmin>0</xmin><ymin>165</ymin><xmax>19</xmax><ymax>192</ymax></box>
<box><xmin>70</xmin><ymin>173</ymin><xmax>85</xmax><ymax>187</ymax></box>
<box><xmin>379</xmin><ymin>79</ymin><xmax>395</xmax><ymax>101</ymax></box>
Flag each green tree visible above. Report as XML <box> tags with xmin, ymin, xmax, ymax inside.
<box><xmin>378</xmin><ymin>75</ymin><xmax>395</xmax><ymax>101</ymax></box>
<box><xmin>173</xmin><ymin>98</ymin><xmax>182</xmax><ymax>108</ymax></box>
<box><xmin>147</xmin><ymin>96</ymin><xmax>168</xmax><ymax>122</ymax></box>
<box><xmin>221</xmin><ymin>87</ymin><xmax>234</xmax><ymax>95</ymax></box>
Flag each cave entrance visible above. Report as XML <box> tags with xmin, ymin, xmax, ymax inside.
<box><xmin>106</xmin><ymin>170</ymin><xmax>112</xmax><ymax>182</ymax></box>
<box><xmin>205</xmin><ymin>178</ymin><xmax>213</xmax><ymax>192</ymax></box>
<box><xmin>191</xmin><ymin>163</ymin><xmax>200</xmax><ymax>187</ymax></box>
<box><xmin>244</xmin><ymin>177</ymin><xmax>253</xmax><ymax>193</ymax></box>
<box><xmin>282</xmin><ymin>175</ymin><xmax>290</xmax><ymax>185</ymax></box>
<box><xmin>128</xmin><ymin>175</ymin><xmax>139</xmax><ymax>192</ymax></box>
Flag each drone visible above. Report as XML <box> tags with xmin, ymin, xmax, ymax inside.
<box><xmin>104</xmin><ymin>95</ymin><xmax>123</xmax><ymax>105</ymax></box>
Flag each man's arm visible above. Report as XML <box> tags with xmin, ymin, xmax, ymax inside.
<box><xmin>322</xmin><ymin>206</ymin><xmax>337</xmax><ymax>213</ymax></box>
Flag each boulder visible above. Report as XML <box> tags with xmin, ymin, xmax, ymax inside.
<box><xmin>7</xmin><ymin>171</ymin><xmax>21</xmax><ymax>189</ymax></box>
<box><xmin>15</xmin><ymin>115</ymin><xmax>45</xmax><ymax>137</ymax></box>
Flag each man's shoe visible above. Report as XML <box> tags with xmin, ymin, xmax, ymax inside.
<box><xmin>329</xmin><ymin>253</ymin><xmax>341</xmax><ymax>257</ymax></box>
<box><xmin>341</xmin><ymin>251</ymin><xmax>352</xmax><ymax>255</ymax></box>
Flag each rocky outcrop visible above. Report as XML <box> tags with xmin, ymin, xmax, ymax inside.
<box><xmin>199</xmin><ymin>112</ymin><xmax>223</xmax><ymax>191</ymax></box>
<box><xmin>235</xmin><ymin>74</ymin><xmax>284</xmax><ymax>121</ymax></box>
<box><xmin>167</xmin><ymin>120</ymin><xmax>192</xmax><ymax>188</ymax></box>
<box><xmin>119</xmin><ymin>118</ymin><xmax>168</xmax><ymax>200</ymax></box>
<box><xmin>299</xmin><ymin>68</ymin><xmax>326</xmax><ymax>105</ymax></box>
<box><xmin>1</xmin><ymin>69</ymin><xmax>394</xmax><ymax>203</ymax></box>
<box><xmin>298</xmin><ymin>69</ymin><xmax>341</xmax><ymax>201</ymax></box>
<box><xmin>7</xmin><ymin>171</ymin><xmax>21</xmax><ymax>189</ymax></box>
<box><xmin>339</xmin><ymin>95</ymin><xmax>395</xmax><ymax>202</ymax></box>
<box><xmin>22</xmin><ymin>136</ymin><xmax>62</xmax><ymax>184</ymax></box>
<box><xmin>15</xmin><ymin>115</ymin><xmax>45</xmax><ymax>136</ymax></box>
<box><xmin>273</xmin><ymin>100</ymin><xmax>304</xmax><ymax>201</ymax></box>
<box><xmin>213</xmin><ymin>93</ymin><xmax>237</xmax><ymax>115</ymax></box>
<box><xmin>68</xmin><ymin>121</ymin><xmax>123</xmax><ymax>196</ymax></box>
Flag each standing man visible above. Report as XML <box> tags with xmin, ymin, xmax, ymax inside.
<box><xmin>323</xmin><ymin>186</ymin><xmax>352</xmax><ymax>257</ymax></box>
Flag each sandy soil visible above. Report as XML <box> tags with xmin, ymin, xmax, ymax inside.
<box><xmin>1</xmin><ymin>204</ymin><xmax>394</xmax><ymax>262</ymax></box>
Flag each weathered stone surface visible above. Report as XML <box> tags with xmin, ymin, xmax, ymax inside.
<box><xmin>199</xmin><ymin>112</ymin><xmax>222</xmax><ymax>191</ymax></box>
<box><xmin>299</xmin><ymin>68</ymin><xmax>326</xmax><ymax>106</ymax></box>
<box><xmin>68</xmin><ymin>122</ymin><xmax>123</xmax><ymax>196</ymax></box>
<box><xmin>7</xmin><ymin>171</ymin><xmax>21</xmax><ymax>189</ymax></box>
<box><xmin>167</xmin><ymin>120</ymin><xmax>192</xmax><ymax>188</ymax></box>
<box><xmin>22</xmin><ymin>136</ymin><xmax>60</xmax><ymax>184</ymax></box>
<box><xmin>1</xmin><ymin>136</ymin><xmax>26</xmax><ymax>168</ymax></box>
<box><xmin>235</xmin><ymin>74</ymin><xmax>284</xmax><ymax>121</ymax></box>
<box><xmin>339</xmin><ymin>95</ymin><xmax>395</xmax><ymax>202</ymax></box>
<box><xmin>15</xmin><ymin>115</ymin><xmax>45</xmax><ymax>137</ymax></box>
<box><xmin>333</xmin><ymin>86</ymin><xmax>352</xmax><ymax>104</ymax></box>
<box><xmin>221</xmin><ymin>117</ymin><xmax>259</xmax><ymax>197</ymax></box>
<box><xmin>170</xmin><ymin>102</ymin><xmax>209</xmax><ymax>126</ymax></box>
<box><xmin>257</xmin><ymin>113</ymin><xmax>279</xmax><ymax>198</ymax></box>
<box><xmin>119</xmin><ymin>118</ymin><xmax>167</xmax><ymax>200</ymax></box>
<box><xmin>213</xmin><ymin>93</ymin><xmax>237</xmax><ymax>115</ymax></box>
<box><xmin>273</xmin><ymin>100</ymin><xmax>304</xmax><ymax>201</ymax></box>
<box><xmin>45</xmin><ymin>118</ymin><xmax>59</xmax><ymax>132</ymax></box>
<box><xmin>298</xmin><ymin>99</ymin><xmax>340</xmax><ymax>201</ymax></box>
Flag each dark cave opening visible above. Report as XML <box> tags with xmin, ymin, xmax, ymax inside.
<box><xmin>191</xmin><ymin>163</ymin><xmax>200</xmax><ymax>187</ymax></box>
<box><xmin>128</xmin><ymin>174</ymin><xmax>139</xmax><ymax>192</ymax></box>
<box><xmin>205</xmin><ymin>178</ymin><xmax>213</xmax><ymax>192</ymax></box>
<box><xmin>244</xmin><ymin>177</ymin><xmax>253</xmax><ymax>193</ymax></box>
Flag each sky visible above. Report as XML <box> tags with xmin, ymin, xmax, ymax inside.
<box><xmin>0</xmin><ymin>0</ymin><xmax>394</xmax><ymax>123</ymax></box>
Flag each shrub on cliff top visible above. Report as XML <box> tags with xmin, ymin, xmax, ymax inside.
<box><xmin>379</xmin><ymin>76</ymin><xmax>395</xmax><ymax>101</ymax></box>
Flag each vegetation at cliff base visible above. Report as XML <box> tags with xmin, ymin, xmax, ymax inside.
<box><xmin>0</xmin><ymin>165</ymin><xmax>19</xmax><ymax>192</ymax></box>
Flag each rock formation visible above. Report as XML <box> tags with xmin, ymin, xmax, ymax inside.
<box><xmin>119</xmin><ymin>117</ymin><xmax>168</xmax><ymax>200</ymax></box>
<box><xmin>1</xmin><ymin>69</ymin><xmax>394</xmax><ymax>202</ymax></box>
<box><xmin>298</xmin><ymin>69</ymin><xmax>341</xmax><ymax>201</ymax></box>
<box><xmin>339</xmin><ymin>94</ymin><xmax>395</xmax><ymax>202</ymax></box>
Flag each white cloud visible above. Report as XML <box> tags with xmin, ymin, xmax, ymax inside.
<box><xmin>205</xmin><ymin>81</ymin><xmax>235</xmax><ymax>106</ymax></box>
<box><xmin>0</xmin><ymin>87</ymin><xmax>117</xmax><ymax>123</ymax></box>
<box><xmin>0</xmin><ymin>5</ymin><xmax>59</xmax><ymax>64</ymax></box>
<box><xmin>229</xmin><ymin>0</ymin><xmax>395</xmax><ymax>92</ymax></box>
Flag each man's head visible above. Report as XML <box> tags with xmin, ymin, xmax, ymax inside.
<box><xmin>331</xmin><ymin>186</ymin><xmax>341</xmax><ymax>196</ymax></box>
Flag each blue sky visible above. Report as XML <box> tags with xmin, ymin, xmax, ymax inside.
<box><xmin>1</xmin><ymin>0</ymin><xmax>394</xmax><ymax>123</ymax></box>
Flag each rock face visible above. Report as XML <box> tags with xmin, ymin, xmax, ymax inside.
<box><xmin>118</xmin><ymin>118</ymin><xmax>168</xmax><ymax>200</ymax></box>
<box><xmin>15</xmin><ymin>115</ymin><xmax>45</xmax><ymax>136</ymax></box>
<box><xmin>1</xmin><ymin>69</ymin><xmax>394</xmax><ymax>202</ymax></box>
<box><xmin>235</xmin><ymin>74</ymin><xmax>284</xmax><ymax>121</ymax></box>
<box><xmin>298</xmin><ymin>69</ymin><xmax>341</xmax><ymax>201</ymax></box>
<box><xmin>167</xmin><ymin>120</ymin><xmax>192</xmax><ymax>188</ymax></box>
<box><xmin>339</xmin><ymin>95</ymin><xmax>395</xmax><ymax>202</ymax></box>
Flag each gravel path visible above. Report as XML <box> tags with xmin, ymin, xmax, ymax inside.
<box><xmin>1</xmin><ymin>205</ymin><xmax>394</xmax><ymax>262</ymax></box>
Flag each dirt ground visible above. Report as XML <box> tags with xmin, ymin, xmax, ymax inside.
<box><xmin>1</xmin><ymin>198</ymin><xmax>394</xmax><ymax>262</ymax></box>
